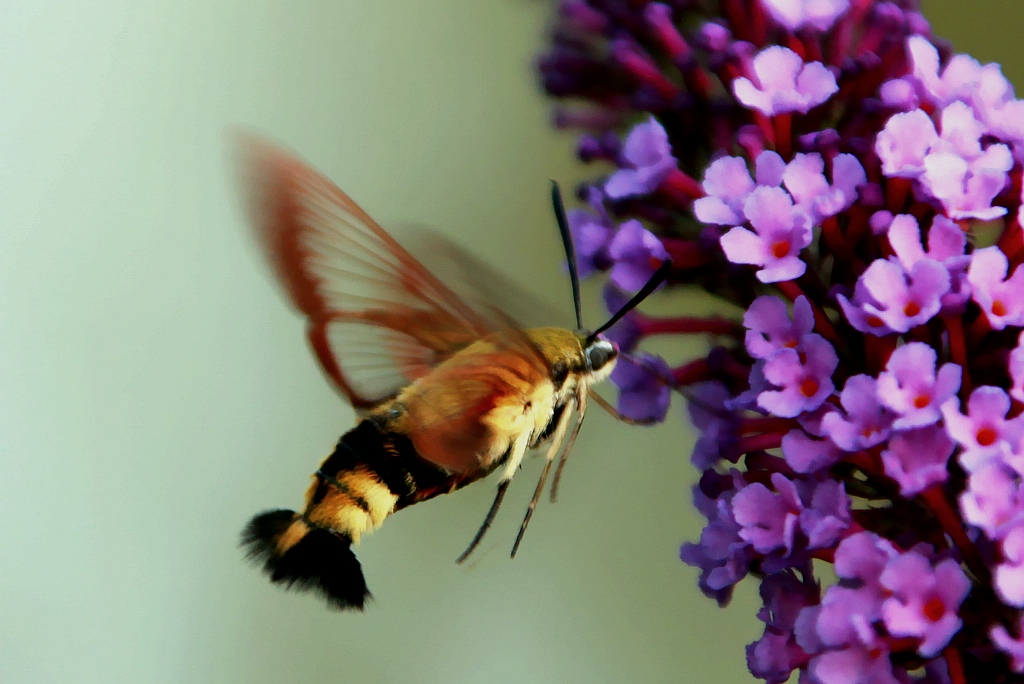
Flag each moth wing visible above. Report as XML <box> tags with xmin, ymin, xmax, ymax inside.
<box><xmin>238</xmin><ymin>138</ymin><xmax>514</xmax><ymax>409</ymax></box>
<box><xmin>399</xmin><ymin>333</ymin><xmax>552</xmax><ymax>473</ymax></box>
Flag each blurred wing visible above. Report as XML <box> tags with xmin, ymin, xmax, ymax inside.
<box><xmin>239</xmin><ymin>138</ymin><xmax>509</xmax><ymax>409</ymax></box>
<box><xmin>400</xmin><ymin>338</ymin><xmax>552</xmax><ymax>473</ymax></box>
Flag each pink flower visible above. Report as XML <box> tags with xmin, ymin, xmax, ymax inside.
<box><xmin>732</xmin><ymin>46</ymin><xmax>838</xmax><ymax>116</ymax></box>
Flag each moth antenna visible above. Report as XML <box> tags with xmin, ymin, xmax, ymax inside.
<box><xmin>551</xmin><ymin>180</ymin><xmax>584</xmax><ymax>331</ymax></box>
<box><xmin>456</xmin><ymin>479</ymin><xmax>512</xmax><ymax>564</ymax></box>
<box><xmin>587</xmin><ymin>260</ymin><xmax>672</xmax><ymax>344</ymax></box>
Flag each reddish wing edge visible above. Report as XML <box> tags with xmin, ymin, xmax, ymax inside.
<box><xmin>237</xmin><ymin>136</ymin><xmax>535</xmax><ymax>410</ymax></box>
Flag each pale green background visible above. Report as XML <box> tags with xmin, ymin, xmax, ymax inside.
<box><xmin>0</xmin><ymin>2</ymin><xmax>1019</xmax><ymax>683</ymax></box>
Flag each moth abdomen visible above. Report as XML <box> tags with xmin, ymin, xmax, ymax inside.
<box><xmin>241</xmin><ymin>509</ymin><xmax>370</xmax><ymax>610</ymax></box>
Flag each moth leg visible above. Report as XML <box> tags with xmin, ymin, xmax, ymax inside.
<box><xmin>548</xmin><ymin>391</ymin><xmax>588</xmax><ymax>503</ymax></box>
<box><xmin>589</xmin><ymin>389</ymin><xmax>659</xmax><ymax>425</ymax></box>
<box><xmin>509</xmin><ymin>402</ymin><xmax>575</xmax><ymax>558</ymax></box>
<box><xmin>455</xmin><ymin>430</ymin><xmax>531</xmax><ymax>564</ymax></box>
<box><xmin>456</xmin><ymin>479</ymin><xmax>511</xmax><ymax>564</ymax></box>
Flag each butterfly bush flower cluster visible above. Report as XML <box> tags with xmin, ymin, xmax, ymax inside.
<box><xmin>540</xmin><ymin>0</ymin><xmax>1024</xmax><ymax>681</ymax></box>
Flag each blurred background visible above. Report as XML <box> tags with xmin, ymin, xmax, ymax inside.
<box><xmin>1</xmin><ymin>1</ymin><xmax>1021</xmax><ymax>682</ymax></box>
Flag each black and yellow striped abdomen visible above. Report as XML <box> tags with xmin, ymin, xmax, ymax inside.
<box><xmin>242</xmin><ymin>416</ymin><xmax>491</xmax><ymax>610</ymax></box>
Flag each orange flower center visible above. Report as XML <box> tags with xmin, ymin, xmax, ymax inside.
<box><xmin>976</xmin><ymin>426</ymin><xmax>998</xmax><ymax>447</ymax></box>
<box><xmin>800</xmin><ymin>378</ymin><xmax>820</xmax><ymax>398</ymax></box>
<box><xmin>903</xmin><ymin>301</ymin><xmax>921</xmax><ymax>317</ymax></box>
<box><xmin>914</xmin><ymin>394</ymin><xmax>931</xmax><ymax>409</ymax></box>
<box><xmin>867</xmin><ymin>315</ymin><xmax>885</xmax><ymax>328</ymax></box>
<box><xmin>993</xmin><ymin>300</ymin><xmax>1008</xmax><ymax>317</ymax></box>
<box><xmin>771</xmin><ymin>240</ymin><xmax>791</xmax><ymax>259</ymax></box>
<box><xmin>923</xmin><ymin>596</ymin><xmax>946</xmax><ymax>622</ymax></box>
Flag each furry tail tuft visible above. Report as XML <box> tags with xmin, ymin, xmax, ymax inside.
<box><xmin>241</xmin><ymin>509</ymin><xmax>371</xmax><ymax>610</ymax></box>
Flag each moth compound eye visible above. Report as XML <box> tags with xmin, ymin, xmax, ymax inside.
<box><xmin>585</xmin><ymin>341</ymin><xmax>617</xmax><ymax>372</ymax></box>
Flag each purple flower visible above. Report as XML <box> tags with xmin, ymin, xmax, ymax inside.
<box><xmin>687</xmin><ymin>381</ymin><xmax>740</xmax><ymax>468</ymax></box>
<box><xmin>820</xmin><ymin>375</ymin><xmax>894</xmax><ymax>452</ymax></box>
<box><xmin>568</xmin><ymin>188</ymin><xmax>616</xmax><ymax>278</ymax></box>
<box><xmin>875</xmin><ymin>342</ymin><xmax>962</xmax><ymax>430</ymax></box>
<box><xmin>800</xmin><ymin>479</ymin><xmax>850</xmax><ymax>549</ymax></box>
<box><xmin>732</xmin><ymin>473</ymin><xmax>849</xmax><ymax>555</ymax></box>
<box><xmin>743</xmin><ymin>295</ymin><xmax>814</xmax><ymax>360</ymax></box>
<box><xmin>811</xmin><ymin>532</ymin><xmax>897</xmax><ymax>646</ymax></box>
<box><xmin>732</xmin><ymin>46</ymin><xmax>839</xmax><ymax>116</ymax></box>
<box><xmin>760</xmin><ymin>0</ymin><xmax>849</xmax><ymax>32</ymax></box>
<box><xmin>876</xmin><ymin>100</ymin><xmax>1013</xmax><ymax>220</ymax></box>
<box><xmin>845</xmin><ymin>256</ymin><xmax>950</xmax><ymax>333</ymax></box>
<box><xmin>876</xmin><ymin>108</ymin><xmax>938</xmax><ymax>178</ymax></box>
<box><xmin>941</xmin><ymin>386</ymin><xmax>1024</xmax><ymax>473</ymax></box>
<box><xmin>960</xmin><ymin>462</ymin><xmax>1024</xmax><ymax>540</ymax></box>
<box><xmin>886</xmin><ymin>214</ymin><xmax>970</xmax><ymax>311</ymax></box>
<box><xmin>967</xmin><ymin>246</ymin><xmax>1024</xmax><ymax>330</ymax></box>
<box><xmin>747</xmin><ymin>572</ymin><xmax>820</xmax><ymax>682</ymax></box>
<box><xmin>807</xmin><ymin>639</ymin><xmax>900</xmax><ymax>684</ymax></box>
<box><xmin>782</xmin><ymin>153</ymin><xmax>866</xmax><ymax>223</ymax></box>
<box><xmin>887</xmin><ymin>214</ymin><xmax>968</xmax><ymax>269</ymax></box>
<box><xmin>540</xmin><ymin>3</ymin><xmax>1024</xmax><ymax>680</ymax></box>
<box><xmin>879</xmin><ymin>552</ymin><xmax>970</xmax><ymax>657</ymax></box>
<box><xmin>991</xmin><ymin>616</ymin><xmax>1024</xmax><ymax>674</ymax></box>
<box><xmin>694</xmin><ymin>156</ymin><xmax>757</xmax><ymax>225</ymax></box>
<box><xmin>605</xmin><ymin>117</ymin><xmax>678</xmax><ymax>199</ymax></box>
<box><xmin>922</xmin><ymin>135</ymin><xmax>1013</xmax><ymax>222</ymax></box>
<box><xmin>609</xmin><ymin>352</ymin><xmax>672</xmax><ymax>422</ymax></box>
<box><xmin>732</xmin><ymin>474</ymin><xmax>803</xmax><ymax>554</ymax></box>
<box><xmin>758</xmin><ymin>334</ymin><xmax>838</xmax><ymax>418</ymax></box>
<box><xmin>904</xmin><ymin>35</ymin><xmax>984</xmax><ymax>108</ymax></box>
<box><xmin>607</xmin><ymin>219</ymin><xmax>670</xmax><ymax>291</ymax></box>
<box><xmin>681</xmin><ymin>471</ymin><xmax>752</xmax><ymax>604</ymax></box>
<box><xmin>836</xmin><ymin>278</ymin><xmax>898</xmax><ymax>337</ymax></box>
<box><xmin>995</xmin><ymin>525</ymin><xmax>1024</xmax><ymax>607</ymax></box>
<box><xmin>719</xmin><ymin>186</ymin><xmax>813</xmax><ymax>283</ymax></box>
<box><xmin>880</xmin><ymin>425</ymin><xmax>955</xmax><ymax>496</ymax></box>
<box><xmin>781</xmin><ymin>428</ymin><xmax>843</xmax><ymax>474</ymax></box>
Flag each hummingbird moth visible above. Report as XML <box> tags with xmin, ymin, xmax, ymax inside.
<box><xmin>238</xmin><ymin>139</ymin><xmax>669</xmax><ymax>609</ymax></box>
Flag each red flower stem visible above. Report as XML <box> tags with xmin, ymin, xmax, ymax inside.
<box><xmin>744</xmin><ymin>452</ymin><xmax>791</xmax><ymax>475</ymax></box>
<box><xmin>776</xmin><ymin>280</ymin><xmax>841</xmax><ymax>344</ymax></box>
<box><xmin>864</xmin><ymin>334</ymin><xmax>898</xmax><ymax>375</ymax></box>
<box><xmin>944</xmin><ymin>646</ymin><xmax>967</xmax><ymax>684</ymax></box>
<box><xmin>659</xmin><ymin>236</ymin><xmax>711</xmax><ymax>269</ymax></box>
<box><xmin>749</xmin><ymin>1</ymin><xmax>768</xmax><ymax>46</ymax></box>
<box><xmin>723</xmin><ymin>0</ymin><xmax>751</xmax><ymax>42</ymax></box>
<box><xmin>1001</xmin><ymin>217</ymin><xmax>1024</xmax><ymax>268</ymax></box>
<box><xmin>886</xmin><ymin>177</ymin><xmax>912</xmax><ymax>214</ymax></box>
<box><xmin>967</xmin><ymin>314</ymin><xmax>992</xmax><ymax>349</ymax></box>
<box><xmin>919</xmin><ymin>485</ymin><xmax>986</xmax><ymax>579</ymax></box>
<box><xmin>662</xmin><ymin>168</ymin><xmax>704</xmax><ymax>199</ymax></box>
<box><xmin>845</xmin><ymin>204</ymin><xmax>871</xmax><ymax>247</ymax></box>
<box><xmin>736</xmin><ymin>432</ymin><xmax>783</xmax><ymax>454</ymax></box>
<box><xmin>786</xmin><ymin>34</ymin><xmax>807</xmax><ymax>60</ymax></box>
<box><xmin>639</xmin><ymin>315</ymin><xmax>743</xmax><ymax>337</ymax></box>
<box><xmin>616</xmin><ymin>47</ymin><xmax>680</xmax><ymax>100</ymax></box>
<box><xmin>671</xmin><ymin>359</ymin><xmax>715</xmax><ymax>386</ymax></box>
<box><xmin>944</xmin><ymin>315</ymin><xmax>971</xmax><ymax>396</ymax></box>
<box><xmin>754</xmin><ymin>112</ymin><xmax>776</xmax><ymax>147</ymax></box>
<box><xmin>846</xmin><ymin>449</ymin><xmax>882</xmax><ymax>477</ymax></box>
<box><xmin>740</xmin><ymin>417</ymin><xmax>797</xmax><ymax>435</ymax></box>
<box><xmin>801</xmin><ymin>32</ymin><xmax>823</xmax><ymax>63</ymax></box>
<box><xmin>820</xmin><ymin>216</ymin><xmax>848</xmax><ymax>258</ymax></box>
<box><xmin>773</xmin><ymin>114</ymin><xmax>793</xmax><ymax>159</ymax></box>
<box><xmin>683</xmin><ymin>68</ymin><xmax>713</xmax><ymax>100</ymax></box>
